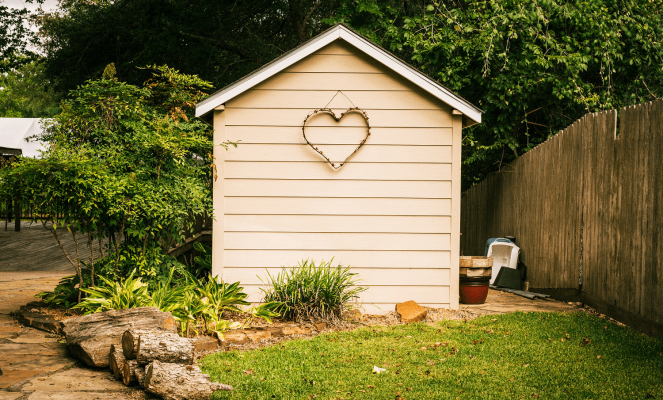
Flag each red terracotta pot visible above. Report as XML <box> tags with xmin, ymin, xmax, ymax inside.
<box><xmin>459</xmin><ymin>281</ymin><xmax>489</xmax><ymax>304</ymax></box>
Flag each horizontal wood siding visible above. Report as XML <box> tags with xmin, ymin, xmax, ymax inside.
<box><xmin>216</xmin><ymin>39</ymin><xmax>457</xmax><ymax>310</ymax></box>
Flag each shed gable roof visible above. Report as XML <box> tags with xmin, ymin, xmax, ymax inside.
<box><xmin>195</xmin><ymin>24</ymin><xmax>482</xmax><ymax>126</ymax></box>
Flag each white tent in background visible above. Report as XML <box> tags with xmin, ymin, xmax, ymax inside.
<box><xmin>0</xmin><ymin>118</ymin><xmax>47</xmax><ymax>158</ymax></box>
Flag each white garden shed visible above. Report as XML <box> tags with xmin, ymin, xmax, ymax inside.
<box><xmin>195</xmin><ymin>24</ymin><xmax>482</xmax><ymax>312</ymax></box>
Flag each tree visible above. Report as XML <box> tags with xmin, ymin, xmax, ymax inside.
<box><xmin>0</xmin><ymin>61</ymin><xmax>61</xmax><ymax>117</ymax></box>
<box><xmin>0</xmin><ymin>3</ymin><xmax>38</xmax><ymax>73</ymax></box>
<box><xmin>329</xmin><ymin>0</ymin><xmax>663</xmax><ymax>188</ymax></box>
<box><xmin>0</xmin><ymin>64</ymin><xmax>234</xmax><ymax>300</ymax></box>
<box><xmin>34</xmin><ymin>0</ymin><xmax>344</xmax><ymax>93</ymax></box>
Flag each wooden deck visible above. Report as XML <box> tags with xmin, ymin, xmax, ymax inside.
<box><xmin>0</xmin><ymin>222</ymin><xmax>77</xmax><ymax>273</ymax></box>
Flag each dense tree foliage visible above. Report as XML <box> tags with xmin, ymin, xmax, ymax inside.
<box><xmin>331</xmin><ymin>0</ymin><xmax>663</xmax><ymax>186</ymax></box>
<box><xmin>34</xmin><ymin>0</ymin><xmax>351</xmax><ymax>93</ymax></box>
<box><xmin>0</xmin><ymin>61</ymin><xmax>60</xmax><ymax>117</ymax></box>
<box><xmin>24</xmin><ymin>0</ymin><xmax>663</xmax><ymax>186</ymax></box>
<box><xmin>0</xmin><ymin>3</ymin><xmax>38</xmax><ymax>73</ymax></box>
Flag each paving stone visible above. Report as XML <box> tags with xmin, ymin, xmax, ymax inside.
<box><xmin>0</xmin><ymin>391</ymin><xmax>23</xmax><ymax>400</ymax></box>
<box><xmin>245</xmin><ymin>330</ymin><xmax>271</xmax><ymax>342</ymax></box>
<box><xmin>27</xmin><ymin>391</ymin><xmax>148</xmax><ymax>400</ymax></box>
<box><xmin>17</xmin><ymin>310</ymin><xmax>64</xmax><ymax>335</ymax></box>
<box><xmin>191</xmin><ymin>336</ymin><xmax>219</xmax><ymax>353</ymax></box>
<box><xmin>0</xmin><ymin>370</ymin><xmax>48</xmax><ymax>389</ymax></box>
<box><xmin>220</xmin><ymin>331</ymin><xmax>248</xmax><ymax>346</ymax></box>
<box><xmin>7</xmin><ymin>338</ymin><xmax>60</xmax><ymax>344</ymax></box>
<box><xmin>21</xmin><ymin>368</ymin><xmax>129</xmax><ymax>392</ymax></box>
<box><xmin>0</xmin><ymin>354</ymin><xmax>75</xmax><ymax>371</ymax></box>
<box><xmin>0</xmin><ymin>344</ymin><xmax>68</xmax><ymax>357</ymax></box>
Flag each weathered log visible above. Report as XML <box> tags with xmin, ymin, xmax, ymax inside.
<box><xmin>135</xmin><ymin>365</ymin><xmax>146</xmax><ymax>387</ymax></box>
<box><xmin>123</xmin><ymin>329</ymin><xmax>195</xmax><ymax>365</ymax></box>
<box><xmin>144</xmin><ymin>360</ymin><xmax>232</xmax><ymax>400</ymax></box>
<box><xmin>63</xmin><ymin>307</ymin><xmax>177</xmax><ymax>367</ymax></box>
<box><xmin>123</xmin><ymin>359</ymin><xmax>139</xmax><ymax>386</ymax></box>
<box><xmin>109</xmin><ymin>344</ymin><xmax>126</xmax><ymax>381</ymax></box>
<box><xmin>121</xmin><ymin>329</ymin><xmax>152</xmax><ymax>359</ymax></box>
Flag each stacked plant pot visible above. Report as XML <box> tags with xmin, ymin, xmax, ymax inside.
<box><xmin>459</xmin><ymin>256</ymin><xmax>493</xmax><ymax>304</ymax></box>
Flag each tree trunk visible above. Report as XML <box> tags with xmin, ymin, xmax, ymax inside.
<box><xmin>123</xmin><ymin>359</ymin><xmax>140</xmax><ymax>386</ymax></box>
<box><xmin>63</xmin><ymin>307</ymin><xmax>177</xmax><ymax>368</ymax></box>
<box><xmin>122</xmin><ymin>329</ymin><xmax>194</xmax><ymax>365</ymax></box>
<box><xmin>144</xmin><ymin>360</ymin><xmax>232</xmax><ymax>400</ymax></box>
<box><xmin>109</xmin><ymin>344</ymin><xmax>125</xmax><ymax>381</ymax></box>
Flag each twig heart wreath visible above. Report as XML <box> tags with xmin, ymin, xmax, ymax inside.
<box><xmin>301</xmin><ymin>91</ymin><xmax>370</xmax><ymax>170</ymax></box>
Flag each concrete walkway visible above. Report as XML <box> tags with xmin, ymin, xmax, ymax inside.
<box><xmin>0</xmin><ymin>223</ymin><xmax>146</xmax><ymax>399</ymax></box>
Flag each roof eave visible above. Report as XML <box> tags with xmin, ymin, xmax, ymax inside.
<box><xmin>195</xmin><ymin>24</ymin><xmax>482</xmax><ymax>125</ymax></box>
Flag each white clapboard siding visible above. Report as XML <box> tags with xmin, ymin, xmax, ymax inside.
<box><xmin>283</xmin><ymin>54</ymin><xmax>385</xmax><ymax>73</ymax></box>
<box><xmin>223</xmin><ymin>215</ymin><xmax>451</xmax><ymax>233</ymax></box>
<box><xmin>224</xmin><ymin>180</ymin><xmax>451</xmax><ymax>199</ymax></box>
<box><xmin>224</xmin><ymin>215</ymin><xmax>451</xmax><ymax>233</ymax></box>
<box><xmin>253</xmin><ymin>72</ymin><xmax>413</xmax><ymax>91</ymax></box>
<box><xmin>225</xmin><ymin>162</ymin><xmax>452</xmax><ymax>181</ymax></box>
<box><xmin>223</xmin><ymin>267</ymin><xmax>450</xmax><ymax>286</ymax></box>
<box><xmin>226</xmin><ymin>90</ymin><xmax>445</xmax><ymax>110</ymax></box>
<box><xmin>241</xmin><ymin>284</ymin><xmax>450</xmax><ymax>304</ymax></box>
<box><xmin>223</xmin><ymin>250</ymin><xmax>451</xmax><ymax>269</ymax></box>
<box><xmin>224</xmin><ymin>197</ymin><xmax>452</xmax><ymax>216</ymax></box>
<box><xmin>225</xmin><ymin>144</ymin><xmax>452</xmax><ymax>163</ymax></box>
<box><xmin>224</xmin><ymin>232</ymin><xmax>450</xmax><ymax>251</ymax></box>
<box><xmin>225</xmin><ymin>109</ymin><xmax>452</xmax><ymax>127</ymax></box>
<box><xmin>225</xmin><ymin>126</ymin><xmax>453</xmax><ymax>145</ymax></box>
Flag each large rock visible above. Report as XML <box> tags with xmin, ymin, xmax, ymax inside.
<box><xmin>395</xmin><ymin>301</ymin><xmax>427</xmax><ymax>323</ymax></box>
<box><xmin>63</xmin><ymin>307</ymin><xmax>177</xmax><ymax>368</ymax></box>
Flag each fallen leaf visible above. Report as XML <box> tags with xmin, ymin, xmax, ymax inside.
<box><xmin>532</xmin><ymin>394</ymin><xmax>539</xmax><ymax>398</ymax></box>
<box><xmin>243</xmin><ymin>369</ymin><xmax>254</xmax><ymax>375</ymax></box>
<box><xmin>524</xmin><ymin>364</ymin><xmax>529</xmax><ymax>367</ymax></box>
<box><xmin>420</xmin><ymin>347</ymin><xmax>427</xmax><ymax>350</ymax></box>
<box><xmin>509</xmin><ymin>379</ymin><xmax>515</xmax><ymax>382</ymax></box>
<box><xmin>597</xmin><ymin>355</ymin><xmax>602</xmax><ymax>359</ymax></box>
<box><xmin>481</xmin><ymin>370</ymin><xmax>485</xmax><ymax>374</ymax></box>
<box><xmin>491</xmin><ymin>318</ymin><xmax>497</xmax><ymax>322</ymax></box>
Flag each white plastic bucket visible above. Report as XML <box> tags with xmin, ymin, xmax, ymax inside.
<box><xmin>487</xmin><ymin>242</ymin><xmax>520</xmax><ymax>284</ymax></box>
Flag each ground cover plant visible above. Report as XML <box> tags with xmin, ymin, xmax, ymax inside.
<box><xmin>200</xmin><ymin>312</ymin><xmax>663</xmax><ymax>399</ymax></box>
<box><xmin>261</xmin><ymin>259</ymin><xmax>367</xmax><ymax>322</ymax></box>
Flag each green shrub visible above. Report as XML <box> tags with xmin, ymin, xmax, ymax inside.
<box><xmin>73</xmin><ymin>271</ymin><xmax>151</xmax><ymax>312</ymax></box>
<box><xmin>261</xmin><ymin>259</ymin><xmax>367</xmax><ymax>322</ymax></box>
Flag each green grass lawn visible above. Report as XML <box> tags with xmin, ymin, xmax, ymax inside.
<box><xmin>201</xmin><ymin>312</ymin><xmax>663</xmax><ymax>399</ymax></box>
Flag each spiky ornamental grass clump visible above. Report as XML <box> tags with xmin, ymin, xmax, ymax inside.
<box><xmin>260</xmin><ymin>259</ymin><xmax>367</xmax><ymax>322</ymax></box>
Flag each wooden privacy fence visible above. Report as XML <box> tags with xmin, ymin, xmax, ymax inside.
<box><xmin>461</xmin><ymin>100</ymin><xmax>663</xmax><ymax>337</ymax></box>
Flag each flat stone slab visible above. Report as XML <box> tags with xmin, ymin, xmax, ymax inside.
<box><xmin>21</xmin><ymin>368</ymin><xmax>130</xmax><ymax>392</ymax></box>
<box><xmin>0</xmin><ymin>343</ymin><xmax>68</xmax><ymax>357</ymax></box>
<box><xmin>0</xmin><ymin>370</ymin><xmax>49</xmax><ymax>389</ymax></box>
<box><xmin>27</xmin><ymin>391</ymin><xmax>148</xmax><ymax>400</ymax></box>
<box><xmin>0</xmin><ymin>392</ymin><xmax>23</xmax><ymax>400</ymax></box>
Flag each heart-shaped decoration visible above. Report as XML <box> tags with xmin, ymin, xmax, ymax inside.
<box><xmin>302</xmin><ymin>107</ymin><xmax>371</xmax><ymax>170</ymax></box>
